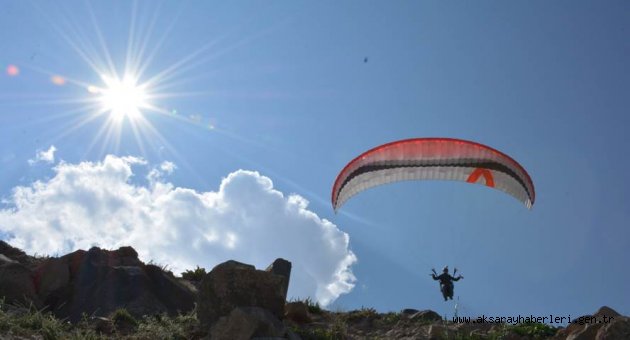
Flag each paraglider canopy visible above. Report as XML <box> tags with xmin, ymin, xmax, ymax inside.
<box><xmin>331</xmin><ymin>138</ymin><xmax>535</xmax><ymax>212</ymax></box>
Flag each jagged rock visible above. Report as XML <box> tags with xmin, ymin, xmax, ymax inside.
<box><xmin>82</xmin><ymin>246</ymin><xmax>143</xmax><ymax>267</ymax></box>
<box><xmin>0</xmin><ymin>244</ymin><xmax>196</xmax><ymax>323</ymax></box>
<box><xmin>401</xmin><ymin>308</ymin><xmax>420</xmax><ymax>316</ymax></box>
<box><xmin>0</xmin><ymin>253</ymin><xmax>17</xmax><ymax>265</ymax></box>
<box><xmin>197</xmin><ymin>259</ymin><xmax>290</xmax><ymax>329</ymax></box>
<box><xmin>596</xmin><ymin>316</ymin><xmax>630</xmax><ymax>339</ymax></box>
<box><xmin>142</xmin><ymin>264</ymin><xmax>196</xmax><ymax>313</ymax></box>
<box><xmin>554</xmin><ymin>327</ymin><xmax>569</xmax><ymax>339</ymax></box>
<box><xmin>266</xmin><ymin>258</ymin><xmax>291</xmax><ymax>298</ymax></box>
<box><xmin>51</xmin><ymin>247</ymin><xmax>195</xmax><ymax>322</ymax></box>
<box><xmin>427</xmin><ymin>324</ymin><xmax>455</xmax><ymax>339</ymax></box>
<box><xmin>177</xmin><ymin>277</ymin><xmax>199</xmax><ymax>295</ymax></box>
<box><xmin>568</xmin><ymin>317</ymin><xmax>601</xmax><ymax>339</ymax></box>
<box><xmin>567</xmin><ymin>321</ymin><xmax>603</xmax><ymax>340</ymax></box>
<box><xmin>0</xmin><ymin>262</ymin><xmax>40</xmax><ymax>307</ymax></box>
<box><xmin>33</xmin><ymin>257</ymin><xmax>70</xmax><ymax>305</ymax></box>
<box><xmin>209</xmin><ymin>307</ymin><xmax>286</xmax><ymax>340</ymax></box>
<box><xmin>596</xmin><ymin>306</ymin><xmax>621</xmax><ymax>318</ymax></box>
<box><xmin>410</xmin><ymin>309</ymin><xmax>442</xmax><ymax>323</ymax></box>
<box><xmin>59</xmin><ymin>248</ymin><xmax>87</xmax><ymax>278</ymax></box>
<box><xmin>285</xmin><ymin>301</ymin><xmax>311</xmax><ymax>324</ymax></box>
<box><xmin>453</xmin><ymin>321</ymin><xmax>494</xmax><ymax>337</ymax></box>
<box><xmin>558</xmin><ymin>306</ymin><xmax>626</xmax><ymax>340</ymax></box>
<box><xmin>0</xmin><ymin>241</ymin><xmax>35</xmax><ymax>267</ymax></box>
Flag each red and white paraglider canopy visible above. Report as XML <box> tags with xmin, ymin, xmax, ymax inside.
<box><xmin>332</xmin><ymin>138</ymin><xmax>535</xmax><ymax>212</ymax></box>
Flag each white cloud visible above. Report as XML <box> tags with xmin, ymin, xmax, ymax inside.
<box><xmin>0</xmin><ymin>154</ymin><xmax>356</xmax><ymax>306</ymax></box>
<box><xmin>147</xmin><ymin>161</ymin><xmax>176</xmax><ymax>184</ymax></box>
<box><xmin>160</xmin><ymin>161</ymin><xmax>176</xmax><ymax>174</ymax></box>
<box><xmin>28</xmin><ymin>145</ymin><xmax>57</xmax><ymax>165</ymax></box>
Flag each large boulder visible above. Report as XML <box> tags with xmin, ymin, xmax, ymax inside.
<box><xmin>33</xmin><ymin>257</ymin><xmax>70</xmax><ymax>307</ymax></box>
<box><xmin>557</xmin><ymin>306</ymin><xmax>626</xmax><ymax>340</ymax></box>
<box><xmin>142</xmin><ymin>264</ymin><xmax>198</xmax><ymax>314</ymax></box>
<box><xmin>426</xmin><ymin>324</ymin><xmax>456</xmax><ymax>339</ymax></box>
<box><xmin>71</xmin><ymin>246</ymin><xmax>142</xmax><ymax>268</ymax></box>
<box><xmin>210</xmin><ymin>307</ymin><xmax>286</xmax><ymax>340</ymax></box>
<box><xmin>0</xmin><ymin>262</ymin><xmax>40</xmax><ymax>307</ymax></box>
<box><xmin>59</xmin><ymin>249</ymin><xmax>87</xmax><ymax>278</ymax></box>
<box><xmin>0</xmin><ymin>240</ymin><xmax>36</xmax><ymax>267</ymax></box>
<box><xmin>596</xmin><ymin>315</ymin><xmax>630</xmax><ymax>339</ymax></box>
<box><xmin>0</xmin><ymin>253</ymin><xmax>17</xmax><ymax>265</ymax></box>
<box><xmin>266</xmin><ymin>258</ymin><xmax>291</xmax><ymax>298</ymax></box>
<box><xmin>400</xmin><ymin>308</ymin><xmax>419</xmax><ymax>317</ymax></box>
<box><xmin>285</xmin><ymin>301</ymin><xmax>311</xmax><ymax>324</ymax></box>
<box><xmin>595</xmin><ymin>306</ymin><xmax>621</xmax><ymax>318</ymax></box>
<box><xmin>0</xmin><ymin>244</ymin><xmax>196</xmax><ymax>321</ymax></box>
<box><xmin>402</xmin><ymin>309</ymin><xmax>442</xmax><ymax>323</ymax></box>
<box><xmin>197</xmin><ymin>259</ymin><xmax>290</xmax><ymax>329</ymax></box>
<box><xmin>48</xmin><ymin>246</ymin><xmax>195</xmax><ymax>322</ymax></box>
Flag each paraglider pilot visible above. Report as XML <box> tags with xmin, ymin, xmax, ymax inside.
<box><xmin>431</xmin><ymin>266</ymin><xmax>463</xmax><ymax>301</ymax></box>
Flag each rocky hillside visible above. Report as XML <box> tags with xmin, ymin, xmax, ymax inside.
<box><xmin>0</xmin><ymin>241</ymin><xmax>628</xmax><ymax>339</ymax></box>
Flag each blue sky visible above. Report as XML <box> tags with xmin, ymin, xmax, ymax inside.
<box><xmin>1</xmin><ymin>1</ymin><xmax>628</xmax><ymax>322</ymax></box>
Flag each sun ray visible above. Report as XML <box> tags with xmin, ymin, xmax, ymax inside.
<box><xmin>125</xmin><ymin>0</ymin><xmax>140</xmax><ymax>75</ymax></box>
<box><xmin>128</xmin><ymin>115</ymin><xmax>149</xmax><ymax>158</ymax></box>
<box><xmin>141</xmin><ymin>37</ymin><xmax>225</xmax><ymax>90</ymax></box>
<box><xmin>32</xmin><ymin>3</ymin><xmax>109</xmax><ymax>80</ymax></box>
<box><xmin>84</xmin><ymin>114</ymin><xmax>120</xmax><ymax>160</ymax></box>
<box><xmin>86</xmin><ymin>1</ymin><xmax>119</xmax><ymax>79</ymax></box>
<box><xmin>53</xmin><ymin>116</ymin><xmax>105</xmax><ymax>146</ymax></box>
<box><xmin>134</xmin><ymin>3</ymin><xmax>173</xmax><ymax>78</ymax></box>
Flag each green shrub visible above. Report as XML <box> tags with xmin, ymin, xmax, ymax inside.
<box><xmin>345</xmin><ymin>306</ymin><xmax>378</xmax><ymax>322</ymax></box>
<box><xmin>380</xmin><ymin>311</ymin><xmax>402</xmax><ymax>325</ymax></box>
<box><xmin>181</xmin><ymin>265</ymin><xmax>207</xmax><ymax>281</ymax></box>
<box><xmin>511</xmin><ymin>321</ymin><xmax>558</xmax><ymax>338</ymax></box>
<box><xmin>304</xmin><ymin>297</ymin><xmax>323</xmax><ymax>315</ymax></box>
<box><xmin>291</xmin><ymin>320</ymin><xmax>347</xmax><ymax>340</ymax></box>
<box><xmin>0</xmin><ymin>300</ymin><xmax>67</xmax><ymax>340</ymax></box>
<box><xmin>136</xmin><ymin>310</ymin><xmax>198</xmax><ymax>339</ymax></box>
<box><xmin>110</xmin><ymin>308</ymin><xmax>138</xmax><ymax>328</ymax></box>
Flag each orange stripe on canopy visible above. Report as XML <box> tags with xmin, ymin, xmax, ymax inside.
<box><xmin>466</xmin><ymin>168</ymin><xmax>495</xmax><ymax>187</ymax></box>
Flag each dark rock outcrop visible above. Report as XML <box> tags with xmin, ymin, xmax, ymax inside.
<box><xmin>553</xmin><ymin>306</ymin><xmax>630</xmax><ymax>340</ymax></box>
<box><xmin>0</xmin><ymin>262</ymin><xmax>40</xmax><ymax>307</ymax></box>
<box><xmin>596</xmin><ymin>315</ymin><xmax>630</xmax><ymax>340</ymax></box>
<box><xmin>285</xmin><ymin>301</ymin><xmax>311</xmax><ymax>324</ymax></box>
<box><xmin>409</xmin><ymin>309</ymin><xmax>443</xmax><ymax>323</ymax></box>
<box><xmin>34</xmin><ymin>257</ymin><xmax>70</xmax><ymax>306</ymax></box>
<box><xmin>0</xmin><ymin>241</ymin><xmax>39</xmax><ymax>267</ymax></box>
<box><xmin>400</xmin><ymin>308</ymin><xmax>420</xmax><ymax>316</ymax></box>
<box><xmin>197</xmin><ymin>259</ymin><xmax>290</xmax><ymax>329</ymax></box>
<box><xmin>266</xmin><ymin>258</ymin><xmax>291</xmax><ymax>298</ymax></box>
<box><xmin>0</xmin><ymin>253</ymin><xmax>17</xmax><ymax>265</ymax></box>
<box><xmin>1</xmin><ymin>243</ymin><xmax>196</xmax><ymax>323</ymax></box>
<box><xmin>54</xmin><ymin>247</ymin><xmax>195</xmax><ymax>322</ymax></box>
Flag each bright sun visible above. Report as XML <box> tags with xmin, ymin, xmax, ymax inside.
<box><xmin>98</xmin><ymin>73</ymin><xmax>148</xmax><ymax>121</ymax></box>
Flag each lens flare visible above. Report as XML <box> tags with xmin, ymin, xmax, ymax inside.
<box><xmin>6</xmin><ymin>64</ymin><xmax>19</xmax><ymax>76</ymax></box>
<box><xmin>51</xmin><ymin>75</ymin><xmax>66</xmax><ymax>85</ymax></box>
